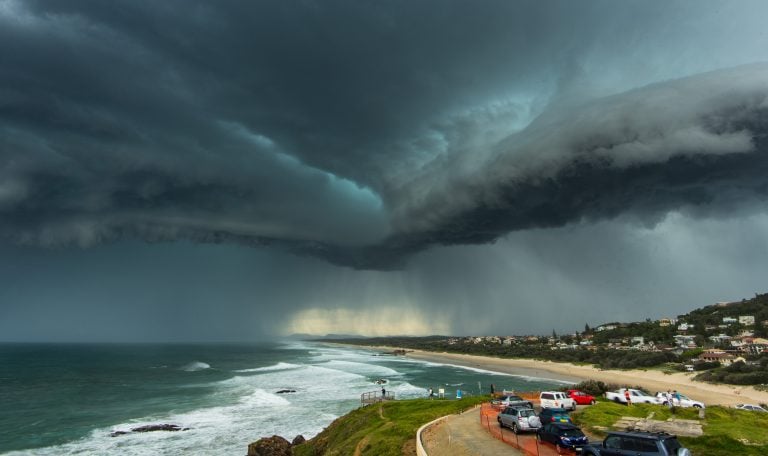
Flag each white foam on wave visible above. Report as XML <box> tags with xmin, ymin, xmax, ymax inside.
<box><xmin>10</xmin><ymin>344</ymin><xmax>422</xmax><ymax>456</ymax></box>
<box><xmin>320</xmin><ymin>360</ymin><xmax>401</xmax><ymax>377</ymax></box>
<box><xmin>181</xmin><ymin>361</ymin><xmax>211</xmax><ymax>372</ymax></box>
<box><xmin>233</xmin><ymin>362</ymin><xmax>300</xmax><ymax>373</ymax></box>
<box><xmin>416</xmin><ymin>360</ymin><xmax>574</xmax><ymax>385</ymax></box>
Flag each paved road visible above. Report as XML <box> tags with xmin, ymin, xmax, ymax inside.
<box><xmin>422</xmin><ymin>404</ymin><xmax>579</xmax><ymax>456</ymax></box>
<box><xmin>421</xmin><ymin>406</ymin><xmax>521</xmax><ymax>456</ymax></box>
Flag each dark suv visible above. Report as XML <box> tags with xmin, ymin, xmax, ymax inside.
<box><xmin>581</xmin><ymin>431</ymin><xmax>691</xmax><ymax>456</ymax></box>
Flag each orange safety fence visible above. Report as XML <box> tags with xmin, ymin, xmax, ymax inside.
<box><xmin>479</xmin><ymin>403</ymin><xmax>575</xmax><ymax>456</ymax></box>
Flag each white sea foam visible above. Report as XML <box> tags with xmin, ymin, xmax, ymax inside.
<box><xmin>416</xmin><ymin>360</ymin><xmax>574</xmax><ymax>384</ymax></box>
<box><xmin>233</xmin><ymin>362</ymin><xmax>301</xmax><ymax>373</ymax></box>
<box><xmin>9</xmin><ymin>343</ymin><xmax>562</xmax><ymax>456</ymax></box>
<box><xmin>181</xmin><ymin>361</ymin><xmax>211</xmax><ymax>372</ymax></box>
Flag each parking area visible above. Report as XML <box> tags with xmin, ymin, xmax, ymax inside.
<box><xmin>480</xmin><ymin>401</ymin><xmax>590</xmax><ymax>456</ymax></box>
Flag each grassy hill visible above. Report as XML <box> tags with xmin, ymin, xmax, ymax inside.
<box><xmin>574</xmin><ymin>401</ymin><xmax>768</xmax><ymax>456</ymax></box>
<box><xmin>293</xmin><ymin>396</ymin><xmax>486</xmax><ymax>456</ymax></box>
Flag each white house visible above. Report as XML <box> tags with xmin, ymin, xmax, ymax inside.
<box><xmin>739</xmin><ymin>315</ymin><xmax>755</xmax><ymax>326</ymax></box>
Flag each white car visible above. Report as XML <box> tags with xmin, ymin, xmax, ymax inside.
<box><xmin>655</xmin><ymin>392</ymin><xmax>705</xmax><ymax>409</ymax></box>
<box><xmin>734</xmin><ymin>403</ymin><xmax>768</xmax><ymax>412</ymax></box>
<box><xmin>605</xmin><ymin>388</ymin><xmax>661</xmax><ymax>405</ymax></box>
<box><xmin>540</xmin><ymin>391</ymin><xmax>576</xmax><ymax>410</ymax></box>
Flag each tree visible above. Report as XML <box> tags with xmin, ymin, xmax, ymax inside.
<box><xmin>585</xmin><ymin>323</ymin><xmax>591</xmax><ymax>333</ymax></box>
<box><xmin>552</xmin><ymin>329</ymin><xmax>558</xmax><ymax>339</ymax></box>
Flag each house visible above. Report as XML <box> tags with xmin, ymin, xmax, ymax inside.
<box><xmin>743</xmin><ymin>338</ymin><xmax>768</xmax><ymax>355</ymax></box>
<box><xmin>673</xmin><ymin>335</ymin><xmax>697</xmax><ymax>348</ymax></box>
<box><xmin>698</xmin><ymin>351</ymin><xmax>743</xmax><ymax>366</ymax></box>
<box><xmin>739</xmin><ymin>315</ymin><xmax>755</xmax><ymax>326</ymax></box>
<box><xmin>658</xmin><ymin>318</ymin><xmax>673</xmax><ymax>327</ymax></box>
<box><xmin>677</xmin><ymin>323</ymin><xmax>693</xmax><ymax>332</ymax></box>
<box><xmin>723</xmin><ymin>317</ymin><xmax>738</xmax><ymax>324</ymax></box>
<box><xmin>709</xmin><ymin>334</ymin><xmax>732</xmax><ymax>344</ymax></box>
<box><xmin>596</xmin><ymin>324</ymin><xmax>618</xmax><ymax>332</ymax></box>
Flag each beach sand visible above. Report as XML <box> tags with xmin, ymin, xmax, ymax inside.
<box><xmin>394</xmin><ymin>349</ymin><xmax>768</xmax><ymax>406</ymax></box>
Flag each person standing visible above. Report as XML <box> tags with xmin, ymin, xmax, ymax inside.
<box><xmin>624</xmin><ymin>389</ymin><xmax>632</xmax><ymax>406</ymax></box>
<box><xmin>490</xmin><ymin>383</ymin><xmax>495</xmax><ymax>395</ymax></box>
<box><xmin>382</xmin><ymin>387</ymin><xmax>386</xmax><ymax>399</ymax></box>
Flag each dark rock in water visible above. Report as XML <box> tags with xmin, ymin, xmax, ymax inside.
<box><xmin>132</xmin><ymin>424</ymin><xmax>185</xmax><ymax>433</ymax></box>
<box><xmin>291</xmin><ymin>434</ymin><xmax>306</xmax><ymax>446</ymax></box>
<box><xmin>247</xmin><ymin>435</ymin><xmax>292</xmax><ymax>456</ymax></box>
<box><xmin>110</xmin><ymin>423</ymin><xmax>187</xmax><ymax>437</ymax></box>
<box><xmin>275</xmin><ymin>389</ymin><xmax>297</xmax><ymax>394</ymax></box>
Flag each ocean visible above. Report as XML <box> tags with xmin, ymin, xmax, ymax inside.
<box><xmin>0</xmin><ymin>341</ymin><xmax>569</xmax><ymax>455</ymax></box>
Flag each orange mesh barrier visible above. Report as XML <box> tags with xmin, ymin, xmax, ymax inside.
<box><xmin>479</xmin><ymin>403</ymin><xmax>576</xmax><ymax>456</ymax></box>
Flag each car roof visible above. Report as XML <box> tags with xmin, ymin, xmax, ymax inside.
<box><xmin>541</xmin><ymin>408</ymin><xmax>568</xmax><ymax>413</ymax></box>
<box><xmin>607</xmin><ymin>431</ymin><xmax>676</xmax><ymax>440</ymax></box>
<box><xmin>550</xmin><ymin>423</ymin><xmax>579</xmax><ymax>429</ymax></box>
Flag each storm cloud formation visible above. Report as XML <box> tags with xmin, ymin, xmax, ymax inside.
<box><xmin>2</xmin><ymin>0</ymin><xmax>768</xmax><ymax>270</ymax></box>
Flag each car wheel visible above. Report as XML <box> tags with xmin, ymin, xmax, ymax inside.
<box><xmin>693</xmin><ymin>404</ymin><xmax>702</xmax><ymax>408</ymax></box>
<box><xmin>590</xmin><ymin>399</ymin><xmax>596</xmax><ymax>405</ymax></box>
<box><xmin>613</xmin><ymin>397</ymin><xmax>621</xmax><ymax>404</ymax></box>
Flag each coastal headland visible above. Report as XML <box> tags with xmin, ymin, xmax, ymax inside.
<box><xmin>373</xmin><ymin>346</ymin><xmax>768</xmax><ymax>406</ymax></box>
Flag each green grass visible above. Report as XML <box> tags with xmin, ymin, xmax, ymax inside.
<box><xmin>293</xmin><ymin>396</ymin><xmax>487</xmax><ymax>456</ymax></box>
<box><xmin>573</xmin><ymin>402</ymin><xmax>768</xmax><ymax>456</ymax></box>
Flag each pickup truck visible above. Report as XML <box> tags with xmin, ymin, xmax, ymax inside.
<box><xmin>581</xmin><ymin>430</ymin><xmax>691</xmax><ymax>456</ymax></box>
<box><xmin>605</xmin><ymin>388</ymin><xmax>660</xmax><ymax>405</ymax></box>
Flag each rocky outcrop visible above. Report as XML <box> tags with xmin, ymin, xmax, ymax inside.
<box><xmin>247</xmin><ymin>434</ymin><xmax>309</xmax><ymax>456</ymax></box>
<box><xmin>275</xmin><ymin>389</ymin><xmax>297</xmax><ymax>394</ymax></box>
<box><xmin>614</xmin><ymin>416</ymin><xmax>703</xmax><ymax>437</ymax></box>
<box><xmin>110</xmin><ymin>423</ymin><xmax>188</xmax><ymax>437</ymax></box>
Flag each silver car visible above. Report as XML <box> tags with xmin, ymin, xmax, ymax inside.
<box><xmin>497</xmin><ymin>406</ymin><xmax>542</xmax><ymax>434</ymax></box>
<box><xmin>734</xmin><ymin>403</ymin><xmax>768</xmax><ymax>412</ymax></box>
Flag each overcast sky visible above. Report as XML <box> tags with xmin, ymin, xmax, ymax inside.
<box><xmin>1</xmin><ymin>0</ymin><xmax>768</xmax><ymax>341</ymax></box>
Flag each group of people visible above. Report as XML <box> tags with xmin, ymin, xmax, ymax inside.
<box><xmin>663</xmin><ymin>389</ymin><xmax>682</xmax><ymax>407</ymax></box>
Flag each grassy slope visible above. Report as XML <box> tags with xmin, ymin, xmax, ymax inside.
<box><xmin>574</xmin><ymin>402</ymin><xmax>768</xmax><ymax>456</ymax></box>
<box><xmin>293</xmin><ymin>397</ymin><xmax>487</xmax><ymax>456</ymax></box>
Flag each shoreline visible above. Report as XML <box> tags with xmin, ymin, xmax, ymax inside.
<box><xmin>358</xmin><ymin>345</ymin><xmax>768</xmax><ymax>406</ymax></box>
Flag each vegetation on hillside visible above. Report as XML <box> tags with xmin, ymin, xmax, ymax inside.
<box><xmin>574</xmin><ymin>401</ymin><xmax>768</xmax><ymax>456</ymax></box>
<box><xmin>324</xmin><ymin>292</ymin><xmax>768</xmax><ymax>385</ymax></box>
<box><xmin>293</xmin><ymin>396</ymin><xmax>486</xmax><ymax>456</ymax></box>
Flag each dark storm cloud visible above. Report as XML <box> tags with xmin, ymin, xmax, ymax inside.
<box><xmin>2</xmin><ymin>0</ymin><xmax>768</xmax><ymax>269</ymax></box>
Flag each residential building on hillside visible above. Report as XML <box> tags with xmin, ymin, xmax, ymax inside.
<box><xmin>739</xmin><ymin>315</ymin><xmax>755</xmax><ymax>326</ymax></box>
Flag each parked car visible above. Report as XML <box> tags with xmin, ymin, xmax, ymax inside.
<box><xmin>581</xmin><ymin>430</ymin><xmax>691</xmax><ymax>456</ymax></box>
<box><xmin>536</xmin><ymin>422</ymin><xmax>589</xmax><ymax>452</ymax></box>
<box><xmin>734</xmin><ymin>403</ymin><xmax>768</xmax><ymax>412</ymax></box>
<box><xmin>540</xmin><ymin>391</ymin><xmax>577</xmax><ymax>410</ymax></box>
<box><xmin>497</xmin><ymin>406</ymin><xmax>542</xmax><ymax>434</ymax></box>
<box><xmin>537</xmin><ymin>407</ymin><xmax>572</xmax><ymax>424</ymax></box>
<box><xmin>655</xmin><ymin>392</ymin><xmax>704</xmax><ymax>408</ymax></box>
<box><xmin>492</xmin><ymin>394</ymin><xmax>534</xmax><ymax>409</ymax></box>
<box><xmin>605</xmin><ymin>388</ymin><xmax>661</xmax><ymax>405</ymax></box>
<box><xmin>567</xmin><ymin>389</ymin><xmax>597</xmax><ymax>405</ymax></box>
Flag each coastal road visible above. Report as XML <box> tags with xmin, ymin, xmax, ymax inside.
<box><xmin>422</xmin><ymin>405</ymin><xmax>570</xmax><ymax>456</ymax></box>
<box><xmin>421</xmin><ymin>406</ymin><xmax>522</xmax><ymax>455</ymax></box>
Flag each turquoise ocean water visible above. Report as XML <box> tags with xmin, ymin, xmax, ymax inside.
<box><xmin>0</xmin><ymin>341</ymin><xmax>569</xmax><ymax>455</ymax></box>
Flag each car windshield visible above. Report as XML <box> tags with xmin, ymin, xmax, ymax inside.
<box><xmin>662</xmin><ymin>438</ymin><xmax>682</xmax><ymax>453</ymax></box>
<box><xmin>508</xmin><ymin>395</ymin><xmax>523</xmax><ymax>401</ymax></box>
<box><xmin>519</xmin><ymin>409</ymin><xmax>534</xmax><ymax>417</ymax></box>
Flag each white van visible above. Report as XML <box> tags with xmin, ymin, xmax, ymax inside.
<box><xmin>539</xmin><ymin>391</ymin><xmax>576</xmax><ymax>410</ymax></box>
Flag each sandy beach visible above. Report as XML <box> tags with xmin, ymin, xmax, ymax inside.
<box><xmin>395</xmin><ymin>349</ymin><xmax>768</xmax><ymax>406</ymax></box>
